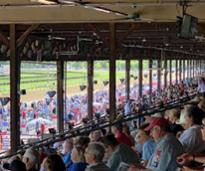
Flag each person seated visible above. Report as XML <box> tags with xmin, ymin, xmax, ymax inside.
<box><xmin>41</xmin><ymin>154</ymin><xmax>65</xmax><ymax>171</ymax></box>
<box><xmin>123</xmin><ymin>124</ymin><xmax>135</xmax><ymax>146</ymax></box>
<box><xmin>111</xmin><ymin>123</ymin><xmax>133</xmax><ymax>147</ymax></box>
<box><xmin>103</xmin><ymin>134</ymin><xmax>140</xmax><ymax>171</ymax></box>
<box><xmin>85</xmin><ymin>142</ymin><xmax>111</xmax><ymax>171</ymax></box>
<box><xmin>61</xmin><ymin>138</ymin><xmax>73</xmax><ymax>169</ymax></box>
<box><xmin>179</xmin><ymin>105</ymin><xmax>205</xmax><ymax>153</ymax></box>
<box><xmin>177</xmin><ymin>117</ymin><xmax>205</xmax><ymax>171</ymax></box>
<box><xmin>69</xmin><ymin>146</ymin><xmax>87</xmax><ymax>171</ymax></box>
<box><xmin>140</xmin><ymin>118</ymin><xmax>184</xmax><ymax>171</ymax></box>
<box><xmin>135</xmin><ymin>129</ymin><xmax>156</xmax><ymax>166</ymax></box>
<box><xmin>5</xmin><ymin>159</ymin><xmax>27</xmax><ymax>171</ymax></box>
<box><xmin>22</xmin><ymin>147</ymin><xmax>39</xmax><ymax>171</ymax></box>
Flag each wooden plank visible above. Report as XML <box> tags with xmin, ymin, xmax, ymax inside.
<box><xmin>10</xmin><ymin>24</ymin><xmax>20</xmax><ymax>153</ymax></box>
<box><xmin>125</xmin><ymin>59</ymin><xmax>130</xmax><ymax>102</ymax></box>
<box><xmin>87</xmin><ymin>60</ymin><xmax>93</xmax><ymax>120</ymax></box>
<box><xmin>57</xmin><ymin>60</ymin><xmax>64</xmax><ymax>132</ymax></box>
<box><xmin>109</xmin><ymin>23</ymin><xmax>116</xmax><ymax>121</ymax></box>
<box><xmin>17</xmin><ymin>24</ymin><xmax>39</xmax><ymax>47</ymax></box>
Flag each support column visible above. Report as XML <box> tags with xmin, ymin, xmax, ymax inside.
<box><xmin>157</xmin><ymin>59</ymin><xmax>161</xmax><ymax>90</ymax></box>
<box><xmin>87</xmin><ymin>60</ymin><xmax>93</xmax><ymax>120</ymax></box>
<box><xmin>109</xmin><ymin>23</ymin><xmax>116</xmax><ymax>121</ymax></box>
<box><xmin>57</xmin><ymin>60</ymin><xmax>64</xmax><ymax>132</ymax></box>
<box><xmin>189</xmin><ymin>59</ymin><xmax>193</xmax><ymax>78</ymax></box>
<box><xmin>10</xmin><ymin>24</ymin><xmax>20</xmax><ymax>153</ymax></box>
<box><xmin>125</xmin><ymin>59</ymin><xmax>130</xmax><ymax>102</ymax></box>
<box><xmin>149</xmin><ymin>59</ymin><xmax>152</xmax><ymax>101</ymax></box>
<box><xmin>164</xmin><ymin>59</ymin><xmax>167</xmax><ymax>88</ymax></box>
<box><xmin>179</xmin><ymin>59</ymin><xmax>182</xmax><ymax>82</ymax></box>
<box><xmin>183</xmin><ymin>59</ymin><xmax>185</xmax><ymax>81</ymax></box>
<box><xmin>139</xmin><ymin>58</ymin><xmax>143</xmax><ymax>97</ymax></box>
<box><xmin>176</xmin><ymin>59</ymin><xmax>178</xmax><ymax>84</ymax></box>
<box><xmin>193</xmin><ymin>60</ymin><xmax>195</xmax><ymax>78</ymax></box>
<box><xmin>170</xmin><ymin>59</ymin><xmax>172</xmax><ymax>85</ymax></box>
<box><xmin>188</xmin><ymin>59</ymin><xmax>190</xmax><ymax>79</ymax></box>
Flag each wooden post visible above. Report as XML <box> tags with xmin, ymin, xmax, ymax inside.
<box><xmin>10</xmin><ymin>24</ymin><xmax>20</xmax><ymax>153</ymax></box>
<box><xmin>109</xmin><ymin>23</ymin><xmax>116</xmax><ymax>121</ymax></box>
<box><xmin>125</xmin><ymin>59</ymin><xmax>130</xmax><ymax>102</ymax></box>
<box><xmin>179</xmin><ymin>59</ymin><xmax>182</xmax><ymax>82</ymax></box>
<box><xmin>138</xmin><ymin>58</ymin><xmax>143</xmax><ymax>97</ymax></box>
<box><xmin>176</xmin><ymin>59</ymin><xmax>178</xmax><ymax>84</ymax></box>
<box><xmin>183</xmin><ymin>59</ymin><xmax>185</xmax><ymax>81</ymax></box>
<box><xmin>157</xmin><ymin>59</ymin><xmax>161</xmax><ymax>90</ymax></box>
<box><xmin>164</xmin><ymin>59</ymin><xmax>167</xmax><ymax>88</ymax></box>
<box><xmin>57</xmin><ymin>60</ymin><xmax>64</xmax><ymax>132</ymax></box>
<box><xmin>170</xmin><ymin>59</ymin><xmax>172</xmax><ymax>85</ymax></box>
<box><xmin>87</xmin><ymin>60</ymin><xmax>94</xmax><ymax>120</ymax></box>
<box><xmin>149</xmin><ymin>59</ymin><xmax>152</xmax><ymax>101</ymax></box>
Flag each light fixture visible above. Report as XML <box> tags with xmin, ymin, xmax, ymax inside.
<box><xmin>84</xmin><ymin>6</ymin><xmax>110</xmax><ymax>13</ymax></box>
<box><xmin>31</xmin><ymin>0</ymin><xmax>57</xmax><ymax>5</ymax></box>
<box><xmin>142</xmin><ymin>38</ymin><xmax>147</xmax><ymax>42</ymax></box>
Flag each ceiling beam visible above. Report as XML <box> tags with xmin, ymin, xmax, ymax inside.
<box><xmin>17</xmin><ymin>24</ymin><xmax>40</xmax><ymax>47</ymax></box>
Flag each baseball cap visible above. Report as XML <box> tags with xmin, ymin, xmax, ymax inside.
<box><xmin>145</xmin><ymin>118</ymin><xmax>169</xmax><ymax>131</ymax></box>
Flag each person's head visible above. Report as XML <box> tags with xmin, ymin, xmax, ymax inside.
<box><xmin>122</xmin><ymin>124</ymin><xmax>131</xmax><ymax>135</ymax></box>
<box><xmin>9</xmin><ymin>159</ymin><xmax>27</xmax><ymax>171</ymax></box>
<box><xmin>92</xmin><ymin>130</ymin><xmax>102</xmax><ymax>142</ymax></box>
<box><xmin>135</xmin><ymin>129</ymin><xmax>150</xmax><ymax>145</ymax></box>
<box><xmin>42</xmin><ymin>154</ymin><xmax>65</xmax><ymax>171</ymax></box>
<box><xmin>184</xmin><ymin>105</ymin><xmax>204</xmax><ymax>128</ymax></box>
<box><xmin>74</xmin><ymin>136</ymin><xmax>90</xmax><ymax>150</ymax></box>
<box><xmin>167</xmin><ymin>108</ymin><xmax>180</xmax><ymax>124</ymax></box>
<box><xmin>71</xmin><ymin>146</ymin><xmax>85</xmax><ymax>163</ymax></box>
<box><xmin>22</xmin><ymin>147</ymin><xmax>39</xmax><ymax>170</ymax></box>
<box><xmin>62</xmin><ymin>138</ymin><xmax>73</xmax><ymax>154</ymax></box>
<box><xmin>111</xmin><ymin>123</ymin><xmax>123</xmax><ymax>135</ymax></box>
<box><xmin>85</xmin><ymin>142</ymin><xmax>105</xmax><ymax>164</ymax></box>
<box><xmin>145</xmin><ymin>118</ymin><xmax>169</xmax><ymax>141</ymax></box>
<box><xmin>102</xmin><ymin>134</ymin><xmax>119</xmax><ymax>156</ymax></box>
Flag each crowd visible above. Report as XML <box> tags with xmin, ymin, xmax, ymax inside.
<box><xmin>0</xmin><ymin>76</ymin><xmax>194</xmax><ymax>135</ymax></box>
<box><xmin>0</xmin><ymin>76</ymin><xmax>205</xmax><ymax>171</ymax></box>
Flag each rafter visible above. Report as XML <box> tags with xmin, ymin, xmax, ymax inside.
<box><xmin>17</xmin><ymin>24</ymin><xmax>40</xmax><ymax>47</ymax></box>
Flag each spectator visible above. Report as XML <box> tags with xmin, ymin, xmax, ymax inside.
<box><xmin>69</xmin><ymin>146</ymin><xmax>87</xmax><ymax>171</ymax></box>
<box><xmin>111</xmin><ymin>123</ymin><xmax>133</xmax><ymax>147</ymax></box>
<box><xmin>122</xmin><ymin>124</ymin><xmax>135</xmax><ymax>146</ymax></box>
<box><xmin>141</xmin><ymin>118</ymin><xmax>184</xmax><ymax>171</ymax></box>
<box><xmin>61</xmin><ymin>138</ymin><xmax>73</xmax><ymax>169</ymax></box>
<box><xmin>135</xmin><ymin>129</ymin><xmax>156</xmax><ymax>166</ymax></box>
<box><xmin>177</xmin><ymin>117</ymin><xmax>205</xmax><ymax>171</ymax></box>
<box><xmin>41</xmin><ymin>154</ymin><xmax>65</xmax><ymax>171</ymax></box>
<box><xmin>179</xmin><ymin>105</ymin><xmax>205</xmax><ymax>153</ymax></box>
<box><xmin>103</xmin><ymin>134</ymin><xmax>140</xmax><ymax>171</ymax></box>
<box><xmin>85</xmin><ymin>142</ymin><xmax>111</xmax><ymax>171</ymax></box>
<box><xmin>22</xmin><ymin>147</ymin><xmax>39</xmax><ymax>171</ymax></box>
<box><xmin>4</xmin><ymin>159</ymin><xmax>27</xmax><ymax>171</ymax></box>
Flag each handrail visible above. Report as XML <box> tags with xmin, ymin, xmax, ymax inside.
<box><xmin>0</xmin><ymin>92</ymin><xmax>197</xmax><ymax>160</ymax></box>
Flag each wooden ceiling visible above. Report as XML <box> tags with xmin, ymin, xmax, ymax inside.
<box><xmin>0</xmin><ymin>0</ymin><xmax>205</xmax><ymax>23</ymax></box>
<box><xmin>0</xmin><ymin>1</ymin><xmax>204</xmax><ymax>60</ymax></box>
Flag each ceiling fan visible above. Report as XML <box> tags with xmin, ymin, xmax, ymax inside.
<box><xmin>111</xmin><ymin>12</ymin><xmax>153</xmax><ymax>22</ymax></box>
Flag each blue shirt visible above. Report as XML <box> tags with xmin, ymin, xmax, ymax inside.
<box><xmin>68</xmin><ymin>162</ymin><xmax>87</xmax><ymax>171</ymax></box>
<box><xmin>147</xmin><ymin>133</ymin><xmax>183</xmax><ymax>171</ymax></box>
<box><xmin>63</xmin><ymin>152</ymin><xmax>72</xmax><ymax>168</ymax></box>
<box><xmin>142</xmin><ymin>139</ymin><xmax>156</xmax><ymax>161</ymax></box>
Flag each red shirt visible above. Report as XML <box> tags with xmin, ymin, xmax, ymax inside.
<box><xmin>115</xmin><ymin>131</ymin><xmax>133</xmax><ymax>147</ymax></box>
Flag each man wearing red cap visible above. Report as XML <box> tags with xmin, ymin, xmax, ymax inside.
<box><xmin>139</xmin><ymin>117</ymin><xmax>184</xmax><ymax>171</ymax></box>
